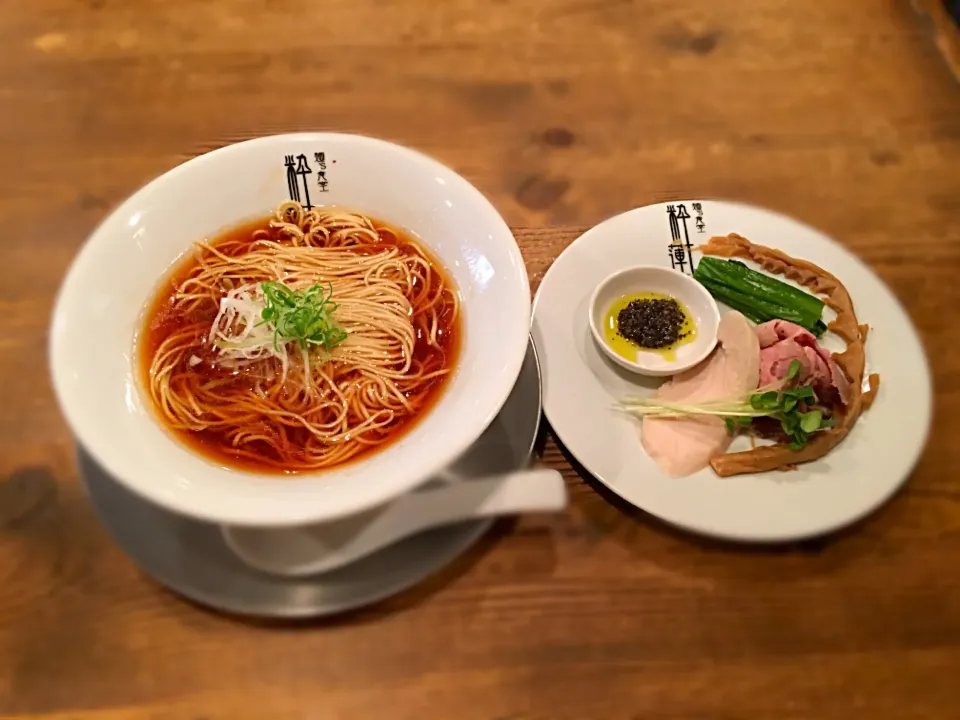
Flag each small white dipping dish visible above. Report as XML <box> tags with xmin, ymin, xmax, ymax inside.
<box><xmin>588</xmin><ymin>266</ymin><xmax>720</xmax><ymax>377</ymax></box>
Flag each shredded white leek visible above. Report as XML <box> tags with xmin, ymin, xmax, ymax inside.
<box><xmin>208</xmin><ymin>283</ymin><xmax>290</xmax><ymax>380</ymax></box>
<box><xmin>618</xmin><ymin>380</ymin><xmax>786</xmax><ymax>420</ymax></box>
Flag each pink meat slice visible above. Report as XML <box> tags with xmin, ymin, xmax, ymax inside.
<box><xmin>755</xmin><ymin>320</ymin><xmax>851</xmax><ymax>404</ymax></box>
<box><xmin>641</xmin><ymin>311</ymin><xmax>760</xmax><ymax>477</ymax></box>
<box><xmin>757</xmin><ymin>339</ymin><xmax>831</xmax><ymax>389</ymax></box>
<box><xmin>754</xmin><ymin>322</ymin><xmax>780</xmax><ymax>348</ymax></box>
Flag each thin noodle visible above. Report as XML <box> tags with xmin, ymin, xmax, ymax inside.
<box><xmin>145</xmin><ymin>201</ymin><xmax>460</xmax><ymax>472</ymax></box>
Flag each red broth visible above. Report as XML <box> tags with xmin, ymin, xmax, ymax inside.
<box><xmin>139</xmin><ymin>213</ymin><xmax>461</xmax><ymax>474</ymax></box>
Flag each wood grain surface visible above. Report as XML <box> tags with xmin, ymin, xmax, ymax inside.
<box><xmin>2</xmin><ymin>1</ymin><xmax>960</xmax><ymax>718</ymax></box>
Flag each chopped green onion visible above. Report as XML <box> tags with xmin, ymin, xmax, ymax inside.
<box><xmin>260</xmin><ymin>281</ymin><xmax>348</xmax><ymax>353</ymax></box>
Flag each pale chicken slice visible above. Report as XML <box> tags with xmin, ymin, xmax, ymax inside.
<box><xmin>641</xmin><ymin>311</ymin><xmax>760</xmax><ymax>477</ymax></box>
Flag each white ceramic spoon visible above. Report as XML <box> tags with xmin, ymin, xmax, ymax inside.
<box><xmin>221</xmin><ymin>468</ymin><xmax>567</xmax><ymax>577</ymax></box>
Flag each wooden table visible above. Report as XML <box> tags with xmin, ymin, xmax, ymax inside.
<box><xmin>2</xmin><ymin>1</ymin><xmax>959</xmax><ymax>718</ymax></box>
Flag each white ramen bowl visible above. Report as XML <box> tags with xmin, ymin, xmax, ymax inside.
<box><xmin>50</xmin><ymin>133</ymin><xmax>530</xmax><ymax>527</ymax></box>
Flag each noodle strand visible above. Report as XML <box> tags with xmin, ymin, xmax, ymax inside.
<box><xmin>145</xmin><ymin>201</ymin><xmax>460</xmax><ymax>472</ymax></box>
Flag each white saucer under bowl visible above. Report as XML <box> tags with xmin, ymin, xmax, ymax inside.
<box><xmin>76</xmin><ymin>338</ymin><xmax>542</xmax><ymax>618</ymax></box>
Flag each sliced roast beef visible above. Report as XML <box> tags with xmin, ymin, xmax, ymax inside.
<box><xmin>755</xmin><ymin>319</ymin><xmax>851</xmax><ymax>405</ymax></box>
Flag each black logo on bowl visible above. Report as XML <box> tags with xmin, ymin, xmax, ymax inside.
<box><xmin>284</xmin><ymin>152</ymin><xmax>332</xmax><ymax>209</ymax></box>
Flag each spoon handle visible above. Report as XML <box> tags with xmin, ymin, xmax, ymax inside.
<box><xmin>406</xmin><ymin>468</ymin><xmax>567</xmax><ymax>524</ymax></box>
<box><xmin>317</xmin><ymin>469</ymin><xmax>566</xmax><ymax>573</ymax></box>
<box><xmin>223</xmin><ymin>468</ymin><xmax>568</xmax><ymax>577</ymax></box>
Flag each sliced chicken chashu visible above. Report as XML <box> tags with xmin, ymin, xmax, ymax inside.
<box><xmin>641</xmin><ymin>311</ymin><xmax>760</xmax><ymax>477</ymax></box>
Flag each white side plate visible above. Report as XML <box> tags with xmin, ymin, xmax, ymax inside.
<box><xmin>532</xmin><ymin>201</ymin><xmax>932</xmax><ymax>541</ymax></box>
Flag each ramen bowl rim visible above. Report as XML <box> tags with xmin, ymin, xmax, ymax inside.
<box><xmin>49</xmin><ymin>133</ymin><xmax>531</xmax><ymax>526</ymax></box>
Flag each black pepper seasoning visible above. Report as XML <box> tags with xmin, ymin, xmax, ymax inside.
<box><xmin>616</xmin><ymin>297</ymin><xmax>688</xmax><ymax>349</ymax></box>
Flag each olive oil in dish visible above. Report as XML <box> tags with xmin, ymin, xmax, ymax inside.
<box><xmin>603</xmin><ymin>292</ymin><xmax>697</xmax><ymax>362</ymax></box>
